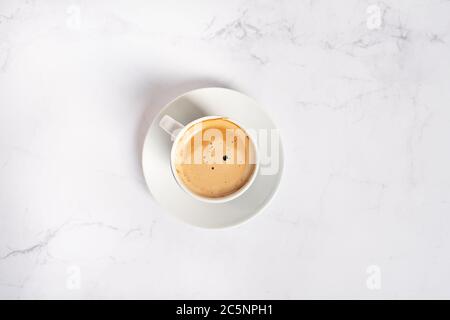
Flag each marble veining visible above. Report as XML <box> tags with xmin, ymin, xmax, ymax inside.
<box><xmin>0</xmin><ymin>0</ymin><xmax>450</xmax><ymax>299</ymax></box>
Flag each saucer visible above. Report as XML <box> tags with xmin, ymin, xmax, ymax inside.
<box><xmin>142</xmin><ymin>88</ymin><xmax>284</xmax><ymax>228</ymax></box>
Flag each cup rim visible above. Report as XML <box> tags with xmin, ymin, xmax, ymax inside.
<box><xmin>169</xmin><ymin>115</ymin><xmax>259</xmax><ymax>204</ymax></box>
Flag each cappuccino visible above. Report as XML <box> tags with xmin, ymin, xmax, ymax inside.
<box><xmin>173</xmin><ymin>118</ymin><xmax>256</xmax><ymax>198</ymax></box>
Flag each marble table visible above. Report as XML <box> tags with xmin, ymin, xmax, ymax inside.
<box><xmin>1</xmin><ymin>0</ymin><xmax>449</xmax><ymax>299</ymax></box>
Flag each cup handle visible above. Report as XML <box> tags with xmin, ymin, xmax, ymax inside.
<box><xmin>159</xmin><ymin>115</ymin><xmax>184</xmax><ymax>141</ymax></box>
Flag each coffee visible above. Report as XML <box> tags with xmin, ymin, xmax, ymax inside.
<box><xmin>173</xmin><ymin>118</ymin><xmax>256</xmax><ymax>198</ymax></box>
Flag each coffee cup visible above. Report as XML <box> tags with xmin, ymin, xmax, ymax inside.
<box><xmin>159</xmin><ymin>115</ymin><xmax>259</xmax><ymax>203</ymax></box>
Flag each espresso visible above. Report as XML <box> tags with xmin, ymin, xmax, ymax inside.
<box><xmin>174</xmin><ymin>118</ymin><xmax>256</xmax><ymax>198</ymax></box>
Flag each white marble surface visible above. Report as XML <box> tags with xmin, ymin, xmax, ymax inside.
<box><xmin>1</xmin><ymin>0</ymin><xmax>450</xmax><ymax>299</ymax></box>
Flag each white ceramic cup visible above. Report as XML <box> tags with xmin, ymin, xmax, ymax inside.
<box><xmin>159</xmin><ymin>115</ymin><xmax>259</xmax><ymax>203</ymax></box>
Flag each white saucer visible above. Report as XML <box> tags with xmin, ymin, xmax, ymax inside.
<box><xmin>142</xmin><ymin>88</ymin><xmax>284</xmax><ymax>228</ymax></box>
